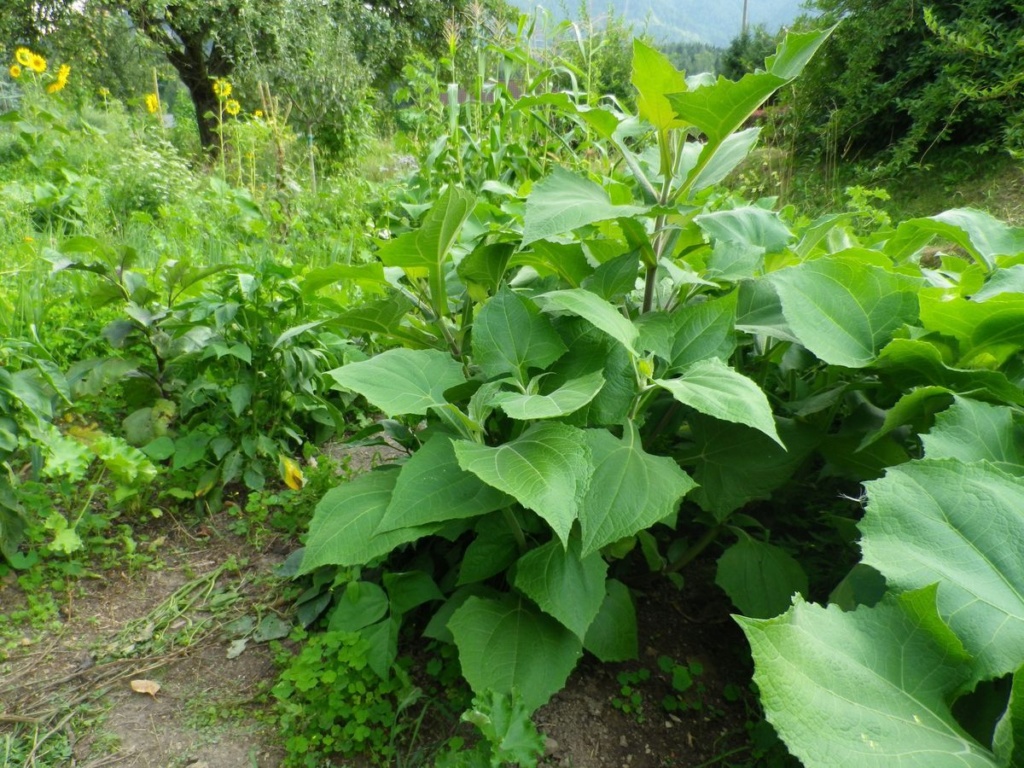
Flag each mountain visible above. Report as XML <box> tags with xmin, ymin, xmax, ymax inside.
<box><xmin>508</xmin><ymin>0</ymin><xmax>814</xmax><ymax>47</ymax></box>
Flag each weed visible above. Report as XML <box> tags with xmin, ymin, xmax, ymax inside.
<box><xmin>611</xmin><ymin>667</ymin><xmax>650</xmax><ymax>723</ymax></box>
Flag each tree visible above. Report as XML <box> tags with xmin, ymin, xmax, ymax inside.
<box><xmin>108</xmin><ymin>0</ymin><xmax>489</xmax><ymax>151</ymax></box>
<box><xmin>788</xmin><ymin>0</ymin><xmax>1024</xmax><ymax>166</ymax></box>
<box><xmin>721</xmin><ymin>24</ymin><xmax>779</xmax><ymax>80</ymax></box>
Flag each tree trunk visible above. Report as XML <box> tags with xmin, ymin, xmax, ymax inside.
<box><xmin>129</xmin><ymin>11</ymin><xmax>232</xmax><ymax>152</ymax></box>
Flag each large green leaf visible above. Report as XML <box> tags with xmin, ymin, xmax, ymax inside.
<box><xmin>770</xmin><ymin>256</ymin><xmax>920</xmax><ymax>368</ymax></box>
<box><xmin>454</xmin><ymin>423</ymin><xmax>592</xmax><ymax>547</ymax></box>
<box><xmin>666</xmin><ymin>28</ymin><xmax>833</xmax><ymax>194</ymax></box>
<box><xmin>655</xmin><ymin>358</ymin><xmax>782</xmax><ymax>445</ymax></box>
<box><xmin>522</xmin><ymin>168</ymin><xmax>646</xmax><ymax>246</ymax></box>
<box><xmin>888</xmin><ymin>208</ymin><xmax>1024</xmax><ymax>273</ymax></box>
<box><xmin>739</xmin><ymin>588</ymin><xmax>997</xmax><ymax>768</ymax></box>
<box><xmin>492</xmin><ymin>371</ymin><xmax>605</xmax><ymax>420</ymax></box>
<box><xmin>638</xmin><ymin>292</ymin><xmax>737</xmax><ymax>371</ymax></box>
<box><xmin>873</xmin><ymin>338</ymin><xmax>1024</xmax><ymax>406</ymax></box>
<box><xmin>300</xmin><ymin>470</ymin><xmax>439</xmax><ymax>573</ymax></box>
<box><xmin>861</xmin><ymin>459</ymin><xmax>1024</xmax><ymax>682</ymax></box>
<box><xmin>579</xmin><ymin>423</ymin><xmax>696</xmax><ymax>555</ymax></box>
<box><xmin>920</xmin><ymin>292</ymin><xmax>1024</xmax><ymax>368</ymax></box>
<box><xmin>376</xmin><ymin>435</ymin><xmax>510</xmax><ymax>533</ymax></box>
<box><xmin>695</xmin><ymin>206</ymin><xmax>793</xmax><ymax>254</ymax></box>
<box><xmin>472</xmin><ymin>287</ymin><xmax>567</xmax><ymax>384</ymax></box>
<box><xmin>583</xmin><ymin>579</ymin><xmax>638</xmax><ymax>662</ymax></box>
<box><xmin>458</xmin><ymin>514</ymin><xmax>521</xmax><ymax>586</ymax></box>
<box><xmin>715</xmin><ymin>538</ymin><xmax>808</xmax><ymax>619</ymax></box>
<box><xmin>334</xmin><ymin>295</ymin><xmax>414</xmax><ymax>336</ymax></box>
<box><xmin>631</xmin><ymin>38</ymin><xmax>689</xmax><ymax>131</ymax></box>
<box><xmin>548</xmin><ymin>319</ymin><xmax>636</xmax><ymax>427</ymax></box>
<box><xmin>920</xmin><ymin>397</ymin><xmax>1024</xmax><ymax>474</ymax></box>
<box><xmin>377</xmin><ymin>186</ymin><xmax>475</xmax><ymax>272</ymax></box>
<box><xmin>677</xmin><ymin>416</ymin><xmax>819</xmax><ymax>521</ymax></box>
<box><xmin>328</xmin><ymin>348</ymin><xmax>465</xmax><ymax>417</ymax></box>
<box><xmin>448</xmin><ymin>595</ymin><xmax>582</xmax><ymax>713</ymax></box>
<box><xmin>512</xmin><ymin>537</ymin><xmax>607</xmax><ymax>639</ymax></box>
<box><xmin>537</xmin><ymin>288</ymin><xmax>639</xmax><ymax>355</ymax></box>
<box><xmin>377</xmin><ymin>187</ymin><xmax>476</xmax><ymax>311</ymax></box>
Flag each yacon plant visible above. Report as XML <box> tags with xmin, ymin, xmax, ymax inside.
<box><xmin>296</xmin><ymin>25</ymin><xmax>837</xmax><ymax>736</ymax></box>
<box><xmin>743</xmin><ymin>396</ymin><xmax>1024</xmax><ymax>767</ymax></box>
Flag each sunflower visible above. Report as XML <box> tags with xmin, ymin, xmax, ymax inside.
<box><xmin>253</xmin><ymin>109</ymin><xmax>263</xmax><ymax>119</ymax></box>
<box><xmin>212</xmin><ymin>78</ymin><xmax>231</xmax><ymax>99</ymax></box>
<box><xmin>225</xmin><ymin>98</ymin><xmax>240</xmax><ymax>116</ymax></box>
<box><xmin>9</xmin><ymin>64</ymin><xmax>21</xmax><ymax>79</ymax></box>
<box><xmin>15</xmin><ymin>48</ymin><xmax>32</xmax><ymax>67</ymax></box>
<box><xmin>28</xmin><ymin>53</ymin><xmax>46</xmax><ymax>74</ymax></box>
<box><xmin>46</xmin><ymin>63</ymin><xmax>70</xmax><ymax>93</ymax></box>
<box><xmin>145</xmin><ymin>93</ymin><xmax>160</xmax><ymax>114</ymax></box>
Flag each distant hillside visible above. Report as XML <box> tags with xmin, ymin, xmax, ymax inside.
<box><xmin>509</xmin><ymin>0</ymin><xmax>814</xmax><ymax>47</ymax></box>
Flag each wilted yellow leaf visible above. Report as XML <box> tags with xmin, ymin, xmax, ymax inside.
<box><xmin>281</xmin><ymin>455</ymin><xmax>305</xmax><ymax>490</ymax></box>
<box><xmin>130</xmin><ymin>679</ymin><xmax>161</xmax><ymax>697</ymax></box>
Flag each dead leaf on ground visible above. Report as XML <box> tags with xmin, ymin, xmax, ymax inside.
<box><xmin>130</xmin><ymin>679</ymin><xmax>161</xmax><ymax>697</ymax></box>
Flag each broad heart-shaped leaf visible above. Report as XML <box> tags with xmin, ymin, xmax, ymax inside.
<box><xmin>584</xmin><ymin>579</ymin><xmax>638</xmax><ymax>662</ymax></box>
<box><xmin>512</xmin><ymin>537</ymin><xmax>607</xmax><ymax>640</ymax></box>
<box><xmin>739</xmin><ymin>588</ymin><xmax>998</xmax><ymax>768</ymax></box>
<box><xmin>448</xmin><ymin>595</ymin><xmax>583</xmax><ymax>713</ymax></box>
<box><xmin>472</xmin><ymin>287</ymin><xmax>567</xmax><ymax>384</ymax></box>
<box><xmin>695</xmin><ymin>206</ymin><xmax>793</xmax><ymax>254</ymax></box>
<box><xmin>579</xmin><ymin>423</ymin><xmax>696</xmax><ymax>556</ymax></box>
<box><xmin>328</xmin><ymin>348</ymin><xmax>465</xmax><ymax>417</ymax></box>
<box><xmin>377</xmin><ymin>186</ymin><xmax>475</xmax><ymax>272</ymax></box>
<box><xmin>873</xmin><ymin>338</ymin><xmax>1024</xmax><ymax>407</ymax></box>
<box><xmin>887</xmin><ymin>208</ymin><xmax>1024</xmax><ymax>273</ymax></box>
<box><xmin>861</xmin><ymin>459</ymin><xmax>1024</xmax><ymax>683</ymax></box>
<box><xmin>715</xmin><ymin>538</ymin><xmax>808</xmax><ymax>619</ymax></box>
<box><xmin>521</xmin><ymin>168</ymin><xmax>646</xmax><ymax>247</ymax></box>
<box><xmin>655</xmin><ymin>358</ymin><xmax>782</xmax><ymax>446</ymax></box>
<box><xmin>537</xmin><ymin>288</ymin><xmax>639</xmax><ymax>355</ymax></box>
<box><xmin>769</xmin><ymin>255</ymin><xmax>920</xmax><ymax>368</ymax></box>
<box><xmin>631</xmin><ymin>38</ymin><xmax>688</xmax><ymax>131</ymax></box>
<box><xmin>376</xmin><ymin>435</ymin><xmax>510</xmax><ymax>534</ymax></box>
<box><xmin>677</xmin><ymin>416</ymin><xmax>819</xmax><ymax>521</ymax></box>
<box><xmin>492</xmin><ymin>371</ymin><xmax>605</xmax><ymax>420</ymax></box>
<box><xmin>299</xmin><ymin>470</ymin><xmax>440</xmax><ymax>573</ymax></box>
<box><xmin>453</xmin><ymin>422</ymin><xmax>592</xmax><ymax>547</ymax></box>
<box><xmin>921</xmin><ymin>396</ymin><xmax>1024</xmax><ymax>475</ymax></box>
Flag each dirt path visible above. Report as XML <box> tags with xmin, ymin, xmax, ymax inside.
<box><xmin>0</xmin><ymin>520</ymin><xmax>290</xmax><ymax>767</ymax></box>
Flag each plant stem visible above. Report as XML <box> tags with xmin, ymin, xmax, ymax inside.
<box><xmin>502</xmin><ymin>508</ymin><xmax>527</xmax><ymax>553</ymax></box>
<box><xmin>665</xmin><ymin>524</ymin><xmax>722</xmax><ymax>574</ymax></box>
<box><xmin>642</xmin><ymin>262</ymin><xmax>658</xmax><ymax>314</ymax></box>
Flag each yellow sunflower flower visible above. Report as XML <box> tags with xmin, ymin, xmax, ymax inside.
<box><xmin>9</xmin><ymin>64</ymin><xmax>21</xmax><ymax>79</ymax></box>
<box><xmin>15</xmin><ymin>48</ymin><xmax>32</xmax><ymax>67</ymax></box>
<box><xmin>46</xmin><ymin>63</ymin><xmax>70</xmax><ymax>93</ymax></box>
<box><xmin>212</xmin><ymin>78</ymin><xmax>231</xmax><ymax>99</ymax></box>
<box><xmin>145</xmin><ymin>93</ymin><xmax>160</xmax><ymax>114</ymax></box>
<box><xmin>28</xmin><ymin>53</ymin><xmax>46</xmax><ymax>74</ymax></box>
<box><xmin>253</xmin><ymin>109</ymin><xmax>263</xmax><ymax>119</ymax></box>
<box><xmin>225</xmin><ymin>98</ymin><xmax>240</xmax><ymax>116</ymax></box>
